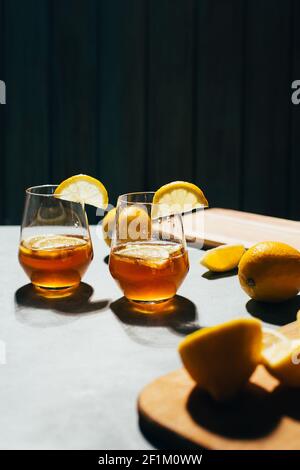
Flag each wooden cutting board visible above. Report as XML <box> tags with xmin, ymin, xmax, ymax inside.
<box><xmin>183</xmin><ymin>208</ymin><xmax>300</xmax><ymax>249</ymax></box>
<box><xmin>138</xmin><ymin>321</ymin><xmax>300</xmax><ymax>450</ymax></box>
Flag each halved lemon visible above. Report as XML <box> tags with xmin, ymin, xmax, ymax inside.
<box><xmin>262</xmin><ymin>327</ymin><xmax>289</xmax><ymax>350</ymax></box>
<box><xmin>262</xmin><ymin>331</ymin><xmax>300</xmax><ymax>387</ymax></box>
<box><xmin>153</xmin><ymin>181</ymin><xmax>208</xmax><ymax>217</ymax></box>
<box><xmin>54</xmin><ymin>174</ymin><xmax>108</xmax><ymax>209</ymax></box>
<box><xmin>178</xmin><ymin>318</ymin><xmax>262</xmax><ymax>401</ymax></box>
<box><xmin>179</xmin><ymin>319</ymin><xmax>300</xmax><ymax>401</ymax></box>
<box><xmin>200</xmin><ymin>244</ymin><xmax>245</xmax><ymax>272</ymax></box>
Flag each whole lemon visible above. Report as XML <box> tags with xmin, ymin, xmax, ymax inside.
<box><xmin>117</xmin><ymin>205</ymin><xmax>151</xmax><ymax>243</ymax></box>
<box><xmin>238</xmin><ymin>241</ymin><xmax>300</xmax><ymax>303</ymax></box>
<box><xmin>102</xmin><ymin>208</ymin><xmax>117</xmax><ymax>247</ymax></box>
<box><xmin>102</xmin><ymin>206</ymin><xmax>151</xmax><ymax>246</ymax></box>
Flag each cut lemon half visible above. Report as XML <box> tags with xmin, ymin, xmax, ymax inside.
<box><xmin>54</xmin><ymin>174</ymin><xmax>108</xmax><ymax>209</ymax></box>
<box><xmin>262</xmin><ymin>327</ymin><xmax>289</xmax><ymax>350</ymax></box>
<box><xmin>262</xmin><ymin>331</ymin><xmax>300</xmax><ymax>387</ymax></box>
<box><xmin>153</xmin><ymin>181</ymin><xmax>208</xmax><ymax>217</ymax></box>
<box><xmin>178</xmin><ymin>318</ymin><xmax>262</xmax><ymax>401</ymax></box>
<box><xmin>200</xmin><ymin>244</ymin><xmax>245</xmax><ymax>272</ymax></box>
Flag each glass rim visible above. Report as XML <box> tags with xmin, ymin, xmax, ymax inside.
<box><xmin>26</xmin><ymin>184</ymin><xmax>59</xmax><ymax>197</ymax></box>
<box><xmin>25</xmin><ymin>184</ymin><xmax>102</xmax><ymax>203</ymax></box>
<box><xmin>117</xmin><ymin>191</ymin><xmax>208</xmax><ymax>211</ymax></box>
<box><xmin>117</xmin><ymin>191</ymin><xmax>155</xmax><ymax>205</ymax></box>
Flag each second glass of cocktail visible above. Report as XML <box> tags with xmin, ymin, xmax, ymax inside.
<box><xmin>109</xmin><ymin>192</ymin><xmax>189</xmax><ymax>304</ymax></box>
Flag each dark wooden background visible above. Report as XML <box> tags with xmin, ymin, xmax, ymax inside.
<box><xmin>0</xmin><ymin>0</ymin><xmax>299</xmax><ymax>224</ymax></box>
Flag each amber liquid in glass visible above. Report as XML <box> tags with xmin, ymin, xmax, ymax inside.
<box><xmin>109</xmin><ymin>241</ymin><xmax>189</xmax><ymax>302</ymax></box>
<box><xmin>18</xmin><ymin>234</ymin><xmax>93</xmax><ymax>289</ymax></box>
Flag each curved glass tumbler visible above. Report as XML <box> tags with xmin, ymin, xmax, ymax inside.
<box><xmin>18</xmin><ymin>185</ymin><xmax>93</xmax><ymax>294</ymax></box>
<box><xmin>109</xmin><ymin>192</ymin><xmax>189</xmax><ymax>304</ymax></box>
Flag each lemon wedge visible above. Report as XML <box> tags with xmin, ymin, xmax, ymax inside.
<box><xmin>153</xmin><ymin>181</ymin><xmax>208</xmax><ymax>217</ymax></box>
<box><xmin>179</xmin><ymin>319</ymin><xmax>300</xmax><ymax>400</ymax></box>
<box><xmin>262</xmin><ymin>327</ymin><xmax>288</xmax><ymax>350</ymax></box>
<box><xmin>54</xmin><ymin>174</ymin><xmax>108</xmax><ymax>209</ymax></box>
<box><xmin>262</xmin><ymin>330</ymin><xmax>300</xmax><ymax>387</ymax></box>
<box><xmin>178</xmin><ymin>318</ymin><xmax>262</xmax><ymax>401</ymax></box>
<box><xmin>200</xmin><ymin>244</ymin><xmax>245</xmax><ymax>272</ymax></box>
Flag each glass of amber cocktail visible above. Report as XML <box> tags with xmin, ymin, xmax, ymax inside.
<box><xmin>18</xmin><ymin>185</ymin><xmax>93</xmax><ymax>295</ymax></box>
<box><xmin>109</xmin><ymin>192</ymin><xmax>189</xmax><ymax>304</ymax></box>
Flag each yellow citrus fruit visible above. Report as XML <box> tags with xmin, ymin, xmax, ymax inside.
<box><xmin>118</xmin><ymin>205</ymin><xmax>151</xmax><ymax>242</ymax></box>
<box><xmin>262</xmin><ymin>327</ymin><xmax>288</xmax><ymax>350</ymax></box>
<box><xmin>238</xmin><ymin>241</ymin><xmax>300</xmax><ymax>303</ymax></box>
<box><xmin>153</xmin><ymin>181</ymin><xmax>208</xmax><ymax>217</ymax></box>
<box><xmin>261</xmin><ymin>330</ymin><xmax>300</xmax><ymax>387</ymax></box>
<box><xmin>178</xmin><ymin>318</ymin><xmax>262</xmax><ymax>401</ymax></box>
<box><xmin>54</xmin><ymin>174</ymin><xmax>108</xmax><ymax>209</ymax></box>
<box><xmin>297</xmin><ymin>310</ymin><xmax>300</xmax><ymax>334</ymax></box>
<box><xmin>102</xmin><ymin>205</ymin><xmax>151</xmax><ymax>246</ymax></box>
<box><xmin>102</xmin><ymin>208</ymin><xmax>117</xmax><ymax>247</ymax></box>
<box><xmin>102</xmin><ymin>206</ymin><xmax>151</xmax><ymax>246</ymax></box>
<box><xmin>200</xmin><ymin>244</ymin><xmax>245</xmax><ymax>272</ymax></box>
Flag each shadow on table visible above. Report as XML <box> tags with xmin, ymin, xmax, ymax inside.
<box><xmin>140</xmin><ymin>379</ymin><xmax>300</xmax><ymax>449</ymax></box>
<box><xmin>246</xmin><ymin>296</ymin><xmax>300</xmax><ymax>326</ymax></box>
<box><xmin>202</xmin><ymin>268</ymin><xmax>238</xmax><ymax>280</ymax></box>
<box><xmin>186</xmin><ymin>382</ymin><xmax>300</xmax><ymax>444</ymax></box>
<box><xmin>186</xmin><ymin>382</ymin><xmax>278</xmax><ymax>441</ymax></box>
<box><xmin>14</xmin><ymin>283</ymin><xmax>110</xmax><ymax>328</ymax></box>
<box><xmin>139</xmin><ymin>382</ymin><xmax>278</xmax><ymax>450</ymax></box>
<box><xmin>110</xmin><ymin>295</ymin><xmax>200</xmax><ymax>347</ymax></box>
<box><xmin>139</xmin><ymin>416</ymin><xmax>199</xmax><ymax>450</ymax></box>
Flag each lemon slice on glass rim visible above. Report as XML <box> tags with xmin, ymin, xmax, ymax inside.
<box><xmin>54</xmin><ymin>174</ymin><xmax>108</xmax><ymax>209</ymax></box>
<box><xmin>152</xmin><ymin>181</ymin><xmax>208</xmax><ymax>217</ymax></box>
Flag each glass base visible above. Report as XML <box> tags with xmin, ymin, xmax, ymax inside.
<box><xmin>129</xmin><ymin>298</ymin><xmax>171</xmax><ymax>305</ymax></box>
<box><xmin>33</xmin><ymin>284</ymin><xmax>79</xmax><ymax>299</ymax></box>
<box><xmin>128</xmin><ymin>297</ymin><xmax>173</xmax><ymax>313</ymax></box>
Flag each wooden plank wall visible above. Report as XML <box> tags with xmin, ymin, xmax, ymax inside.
<box><xmin>0</xmin><ymin>0</ymin><xmax>298</xmax><ymax>224</ymax></box>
